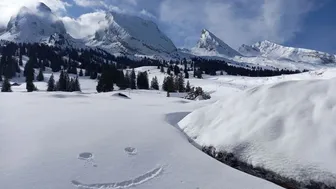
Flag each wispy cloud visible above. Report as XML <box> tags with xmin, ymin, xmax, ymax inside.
<box><xmin>0</xmin><ymin>0</ymin><xmax>69</xmax><ymax>27</ymax></box>
<box><xmin>62</xmin><ymin>11</ymin><xmax>108</xmax><ymax>39</ymax></box>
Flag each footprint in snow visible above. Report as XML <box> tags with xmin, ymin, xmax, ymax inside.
<box><xmin>78</xmin><ymin>152</ymin><xmax>97</xmax><ymax>167</ymax></box>
<box><xmin>124</xmin><ymin>147</ymin><xmax>137</xmax><ymax>156</ymax></box>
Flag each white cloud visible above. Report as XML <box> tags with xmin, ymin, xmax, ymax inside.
<box><xmin>62</xmin><ymin>11</ymin><xmax>108</xmax><ymax>39</ymax></box>
<box><xmin>159</xmin><ymin>0</ymin><xmax>315</xmax><ymax>48</ymax></box>
<box><xmin>73</xmin><ymin>0</ymin><xmax>105</xmax><ymax>7</ymax></box>
<box><xmin>140</xmin><ymin>9</ymin><xmax>156</xmax><ymax>19</ymax></box>
<box><xmin>0</xmin><ymin>0</ymin><xmax>69</xmax><ymax>27</ymax></box>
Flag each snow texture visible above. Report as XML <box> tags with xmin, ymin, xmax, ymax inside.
<box><xmin>179</xmin><ymin>76</ymin><xmax>336</xmax><ymax>186</ymax></box>
<box><xmin>0</xmin><ymin>66</ymin><xmax>281</xmax><ymax>189</ymax></box>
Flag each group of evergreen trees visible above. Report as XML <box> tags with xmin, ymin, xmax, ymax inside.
<box><xmin>162</xmin><ymin>74</ymin><xmax>190</xmax><ymax>93</ymax></box>
<box><xmin>47</xmin><ymin>71</ymin><xmax>81</xmax><ymax>92</ymax></box>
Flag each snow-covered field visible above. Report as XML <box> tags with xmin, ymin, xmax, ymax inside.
<box><xmin>0</xmin><ymin>66</ymin><xmax>284</xmax><ymax>189</ymax></box>
<box><xmin>3</xmin><ymin>66</ymin><xmax>336</xmax><ymax>189</ymax></box>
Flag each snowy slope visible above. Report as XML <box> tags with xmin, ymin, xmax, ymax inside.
<box><xmin>239</xmin><ymin>40</ymin><xmax>336</xmax><ymax>64</ymax></box>
<box><xmin>178</xmin><ymin>76</ymin><xmax>336</xmax><ymax>186</ymax></box>
<box><xmin>0</xmin><ymin>77</ymin><xmax>281</xmax><ymax>189</ymax></box>
<box><xmin>191</xmin><ymin>29</ymin><xmax>241</xmax><ymax>58</ymax></box>
<box><xmin>85</xmin><ymin>12</ymin><xmax>178</xmax><ymax>59</ymax></box>
<box><xmin>0</xmin><ymin>3</ymin><xmax>83</xmax><ymax>48</ymax></box>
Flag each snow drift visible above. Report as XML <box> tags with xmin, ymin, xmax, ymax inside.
<box><xmin>179</xmin><ymin>78</ymin><xmax>336</xmax><ymax>186</ymax></box>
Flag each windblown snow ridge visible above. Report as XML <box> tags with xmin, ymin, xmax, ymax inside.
<box><xmin>178</xmin><ymin>78</ymin><xmax>336</xmax><ymax>187</ymax></box>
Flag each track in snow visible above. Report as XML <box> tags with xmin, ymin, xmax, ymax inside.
<box><xmin>71</xmin><ymin>167</ymin><xmax>163</xmax><ymax>189</ymax></box>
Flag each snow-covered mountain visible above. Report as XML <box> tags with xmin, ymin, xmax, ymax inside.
<box><xmin>191</xmin><ymin>29</ymin><xmax>241</xmax><ymax>58</ymax></box>
<box><xmin>239</xmin><ymin>40</ymin><xmax>336</xmax><ymax>64</ymax></box>
<box><xmin>85</xmin><ymin>12</ymin><xmax>178</xmax><ymax>59</ymax></box>
<box><xmin>0</xmin><ymin>3</ymin><xmax>83</xmax><ymax>48</ymax></box>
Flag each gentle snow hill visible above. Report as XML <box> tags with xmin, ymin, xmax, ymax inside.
<box><xmin>0</xmin><ymin>3</ymin><xmax>83</xmax><ymax>48</ymax></box>
<box><xmin>0</xmin><ymin>90</ymin><xmax>281</xmax><ymax>189</ymax></box>
<box><xmin>85</xmin><ymin>12</ymin><xmax>178</xmax><ymax>59</ymax></box>
<box><xmin>239</xmin><ymin>40</ymin><xmax>336</xmax><ymax>64</ymax></box>
<box><xmin>179</xmin><ymin>77</ymin><xmax>336</xmax><ymax>186</ymax></box>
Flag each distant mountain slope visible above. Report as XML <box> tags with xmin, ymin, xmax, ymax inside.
<box><xmin>0</xmin><ymin>3</ymin><xmax>83</xmax><ymax>48</ymax></box>
<box><xmin>85</xmin><ymin>12</ymin><xmax>178</xmax><ymax>59</ymax></box>
<box><xmin>239</xmin><ymin>40</ymin><xmax>336</xmax><ymax>64</ymax></box>
<box><xmin>191</xmin><ymin>29</ymin><xmax>241</xmax><ymax>58</ymax></box>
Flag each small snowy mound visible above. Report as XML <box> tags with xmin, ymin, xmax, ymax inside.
<box><xmin>179</xmin><ymin>78</ymin><xmax>336</xmax><ymax>185</ymax></box>
<box><xmin>112</xmin><ymin>93</ymin><xmax>131</xmax><ymax>99</ymax></box>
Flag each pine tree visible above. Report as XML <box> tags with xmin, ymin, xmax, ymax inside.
<box><xmin>47</xmin><ymin>74</ymin><xmax>55</xmax><ymax>91</ymax></box>
<box><xmin>25</xmin><ymin>58</ymin><xmax>37</xmax><ymax>92</ymax></box>
<box><xmin>130</xmin><ymin>69</ymin><xmax>136</xmax><ymax>89</ymax></box>
<box><xmin>150</xmin><ymin>76</ymin><xmax>159</xmax><ymax>90</ymax></box>
<box><xmin>167</xmin><ymin>67</ymin><xmax>171</xmax><ymax>75</ymax></box>
<box><xmin>177</xmin><ymin>74</ymin><xmax>185</xmax><ymax>92</ymax></box>
<box><xmin>79</xmin><ymin>69</ymin><xmax>83</xmax><ymax>76</ymax></box>
<box><xmin>186</xmin><ymin>81</ymin><xmax>191</xmax><ymax>92</ymax></box>
<box><xmin>116</xmin><ymin>71</ymin><xmax>127</xmax><ymax>90</ymax></box>
<box><xmin>36</xmin><ymin>68</ymin><xmax>44</xmax><ymax>81</ymax></box>
<box><xmin>162</xmin><ymin>76</ymin><xmax>175</xmax><ymax>92</ymax></box>
<box><xmin>124</xmin><ymin>71</ymin><xmax>131</xmax><ymax>89</ymax></box>
<box><xmin>160</xmin><ymin>66</ymin><xmax>165</xmax><ymax>73</ymax></box>
<box><xmin>1</xmin><ymin>77</ymin><xmax>12</xmax><ymax>92</ymax></box>
<box><xmin>220</xmin><ymin>70</ymin><xmax>224</xmax><ymax>75</ymax></box>
<box><xmin>19</xmin><ymin>54</ymin><xmax>23</xmax><ymax>66</ymax></box>
<box><xmin>174</xmin><ymin>64</ymin><xmax>180</xmax><ymax>75</ymax></box>
<box><xmin>56</xmin><ymin>70</ymin><xmax>69</xmax><ymax>91</ymax></box>
<box><xmin>0</xmin><ymin>75</ymin><xmax>2</xmax><ymax>82</ymax></box>
<box><xmin>26</xmin><ymin>81</ymin><xmax>36</xmax><ymax>92</ymax></box>
<box><xmin>137</xmin><ymin>71</ymin><xmax>149</xmax><ymax>89</ymax></box>
<box><xmin>90</xmin><ymin>71</ymin><xmax>97</xmax><ymax>80</ymax></box>
<box><xmin>73</xmin><ymin>76</ymin><xmax>81</xmax><ymax>92</ymax></box>
<box><xmin>96</xmin><ymin>66</ymin><xmax>114</xmax><ymax>93</ymax></box>
<box><xmin>184</xmin><ymin>70</ymin><xmax>189</xmax><ymax>78</ymax></box>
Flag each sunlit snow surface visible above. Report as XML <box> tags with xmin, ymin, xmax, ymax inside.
<box><xmin>0</xmin><ymin>66</ymin><xmax>283</xmax><ymax>189</ymax></box>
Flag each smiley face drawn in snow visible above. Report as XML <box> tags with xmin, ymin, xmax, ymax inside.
<box><xmin>73</xmin><ymin>148</ymin><xmax>163</xmax><ymax>189</ymax></box>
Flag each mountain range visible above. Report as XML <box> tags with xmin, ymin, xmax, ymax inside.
<box><xmin>0</xmin><ymin>2</ymin><xmax>335</xmax><ymax>70</ymax></box>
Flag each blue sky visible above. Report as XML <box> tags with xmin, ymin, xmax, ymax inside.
<box><xmin>0</xmin><ymin>0</ymin><xmax>335</xmax><ymax>53</ymax></box>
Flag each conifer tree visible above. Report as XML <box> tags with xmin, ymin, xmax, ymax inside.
<box><xmin>167</xmin><ymin>67</ymin><xmax>171</xmax><ymax>75</ymax></box>
<box><xmin>160</xmin><ymin>66</ymin><xmax>165</xmax><ymax>73</ymax></box>
<box><xmin>96</xmin><ymin>66</ymin><xmax>114</xmax><ymax>93</ymax></box>
<box><xmin>79</xmin><ymin>69</ymin><xmax>83</xmax><ymax>76</ymax></box>
<box><xmin>47</xmin><ymin>74</ymin><xmax>55</xmax><ymax>92</ymax></box>
<box><xmin>25</xmin><ymin>58</ymin><xmax>37</xmax><ymax>92</ymax></box>
<box><xmin>36</xmin><ymin>68</ymin><xmax>44</xmax><ymax>81</ymax></box>
<box><xmin>150</xmin><ymin>76</ymin><xmax>159</xmax><ymax>90</ymax></box>
<box><xmin>116</xmin><ymin>71</ymin><xmax>127</xmax><ymax>90</ymax></box>
<box><xmin>186</xmin><ymin>81</ymin><xmax>191</xmax><ymax>92</ymax></box>
<box><xmin>19</xmin><ymin>54</ymin><xmax>23</xmax><ymax>66</ymax></box>
<box><xmin>137</xmin><ymin>71</ymin><xmax>149</xmax><ymax>89</ymax></box>
<box><xmin>1</xmin><ymin>77</ymin><xmax>12</xmax><ymax>92</ymax></box>
<box><xmin>184</xmin><ymin>70</ymin><xmax>189</xmax><ymax>78</ymax></box>
<box><xmin>162</xmin><ymin>76</ymin><xmax>175</xmax><ymax>92</ymax></box>
<box><xmin>0</xmin><ymin>75</ymin><xmax>2</xmax><ymax>82</ymax></box>
<box><xmin>73</xmin><ymin>76</ymin><xmax>81</xmax><ymax>92</ymax></box>
<box><xmin>177</xmin><ymin>74</ymin><xmax>185</xmax><ymax>92</ymax></box>
<box><xmin>90</xmin><ymin>71</ymin><xmax>98</xmax><ymax>80</ymax></box>
<box><xmin>56</xmin><ymin>70</ymin><xmax>69</xmax><ymax>91</ymax></box>
<box><xmin>124</xmin><ymin>71</ymin><xmax>131</xmax><ymax>89</ymax></box>
<box><xmin>130</xmin><ymin>69</ymin><xmax>136</xmax><ymax>89</ymax></box>
<box><xmin>220</xmin><ymin>70</ymin><xmax>224</xmax><ymax>75</ymax></box>
<box><xmin>174</xmin><ymin>64</ymin><xmax>180</xmax><ymax>75</ymax></box>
